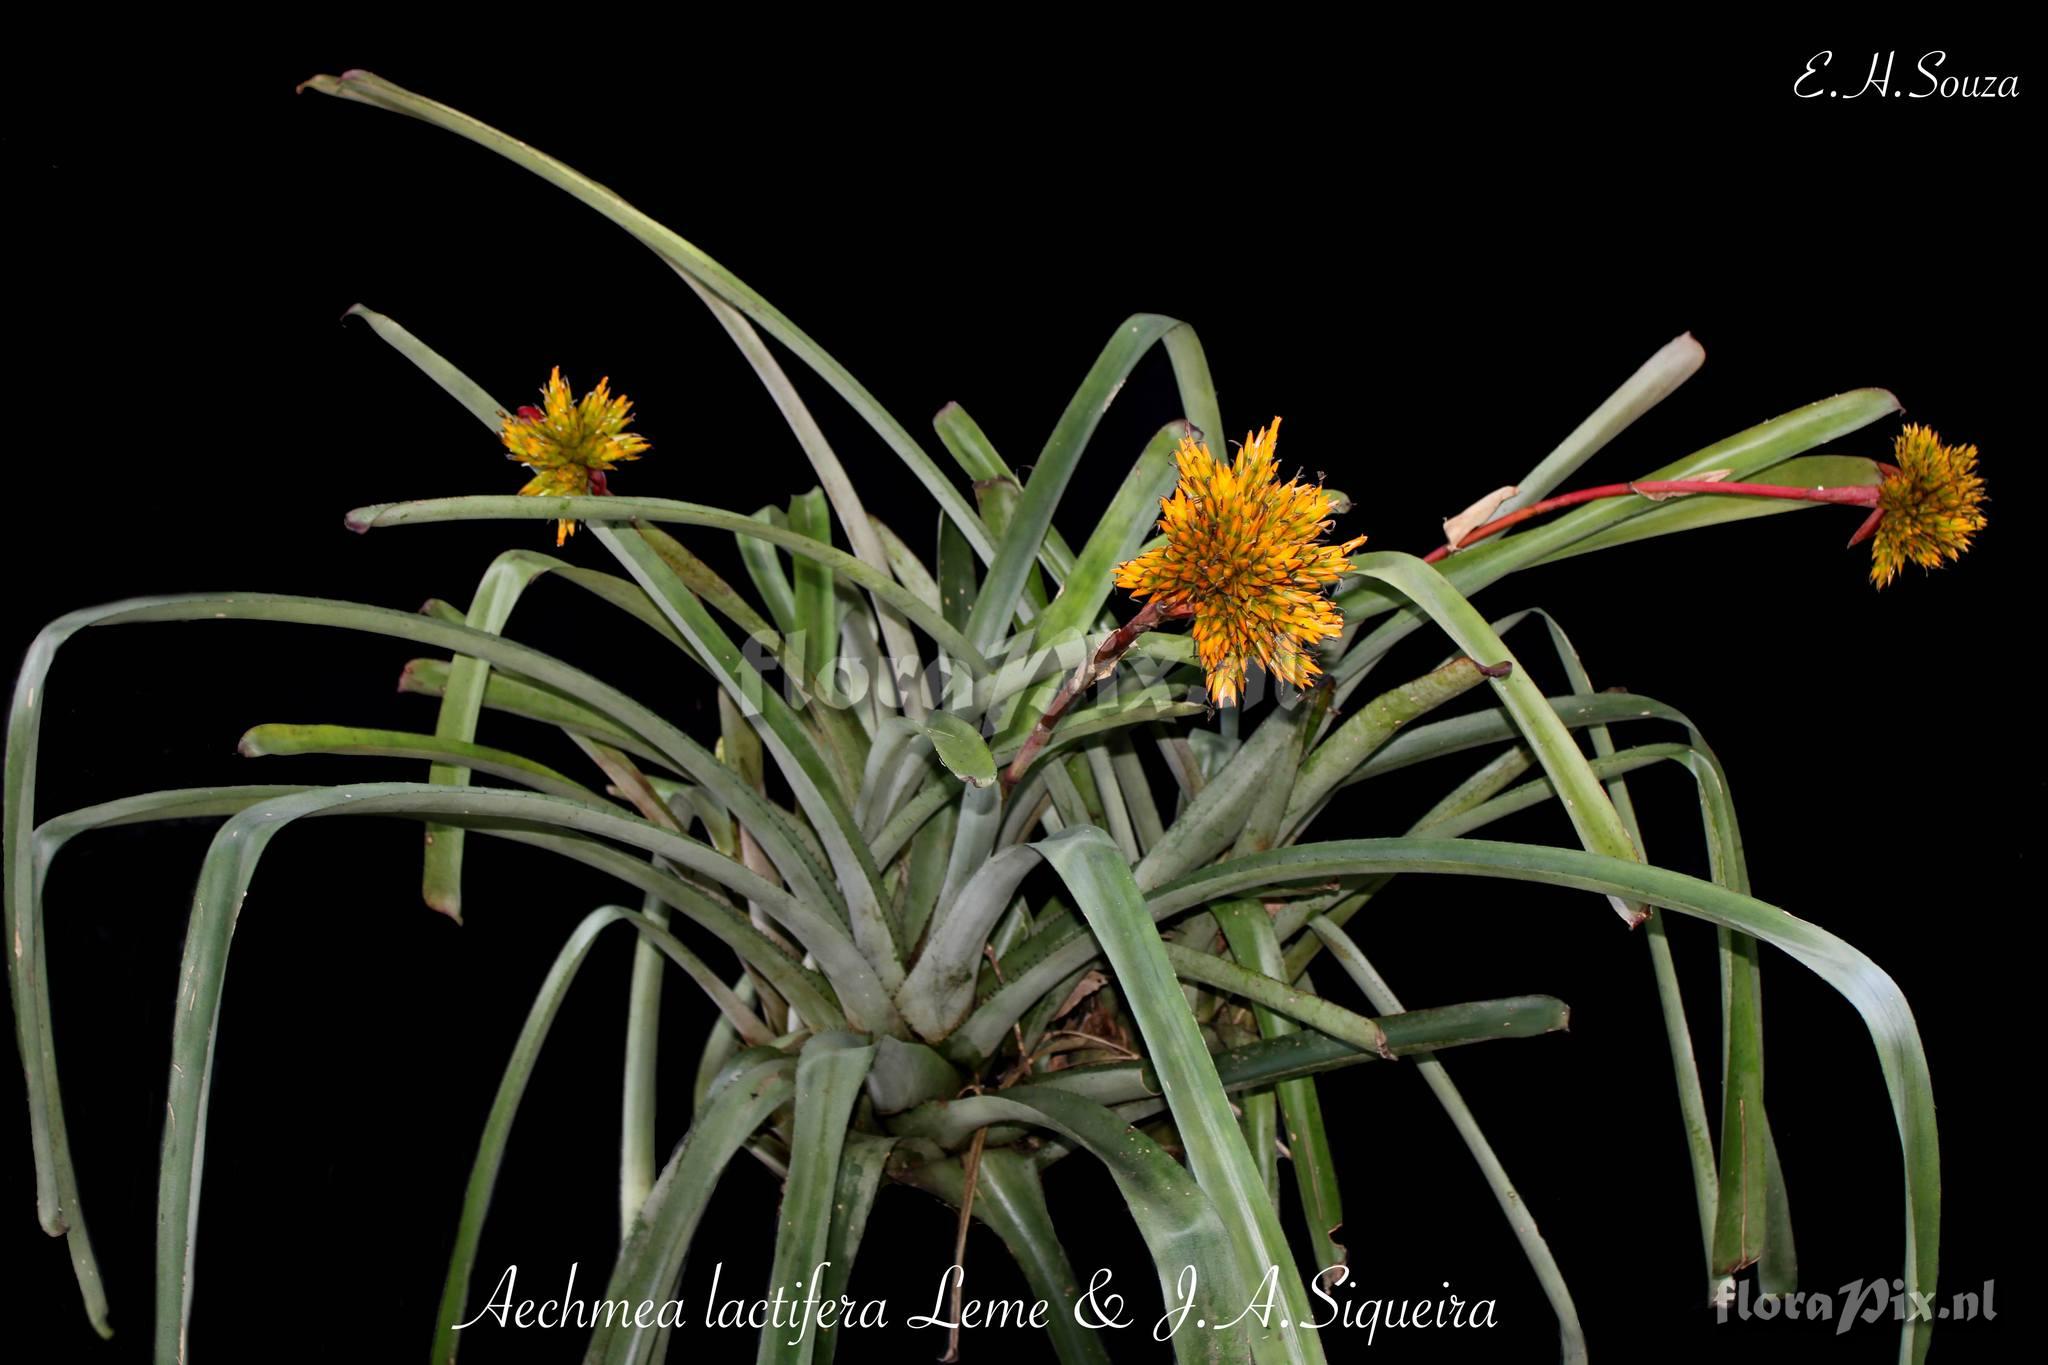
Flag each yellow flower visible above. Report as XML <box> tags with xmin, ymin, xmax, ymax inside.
<box><xmin>499</xmin><ymin>367</ymin><xmax>649</xmax><ymax>546</ymax></box>
<box><xmin>1867</xmin><ymin>424</ymin><xmax>1986</xmax><ymax>588</ymax></box>
<box><xmin>1113</xmin><ymin>418</ymin><xmax>1365</xmax><ymax>707</ymax></box>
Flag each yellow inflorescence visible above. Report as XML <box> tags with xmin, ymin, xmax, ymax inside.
<box><xmin>1870</xmin><ymin>424</ymin><xmax>1986</xmax><ymax>588</ymax></box>
<box><xmin>499</xmin><ymin>367</ymin><xmax>650</xmax><ymax>546</ymax></box>
<box><xmin>1113</xmin><ymin>419</ymin><xmax>1365</xmax><ymax>707</ymax></box>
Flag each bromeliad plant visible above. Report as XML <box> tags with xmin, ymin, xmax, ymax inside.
<box><xmin>5</xmin><ymin>69</ymin><xmax>1978</xmax><ymax>1365</ymax></box>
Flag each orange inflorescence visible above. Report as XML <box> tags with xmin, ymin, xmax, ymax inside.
<box><xmin>499</xmin><ymin>367</ymin><xmax>650</xmax><ymax>546</ymax></box>
<box><xmin>1869</xmin><ymin>424</ymin><xmax>1987</xmax><ymax>588</ymax></box>
<box><xmin>1113</xmin><ymin>418</ymin><xmax>1365</xmax><ymax>707</ymax></box>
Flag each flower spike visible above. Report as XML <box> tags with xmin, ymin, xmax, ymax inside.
<box><xmin>1867</xmin><ymin>424</ymin><xmax>1987</xmax><ymax>588</ymax></box>
<box><xmin>499</xmin><ymin>367</ymin><xmax>650</xmax><ymax>545</ymax></box>
<box><xmin>1114</xmin><ymin>419</ymin><xmax>1365</xmax><ymax>706</ymax></box>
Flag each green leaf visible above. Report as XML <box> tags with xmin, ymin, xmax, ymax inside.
<box><xmin>932</xmin><ymin>401</ymin><xmax>1077</xmax><ymax>585</ymax></box>
<box><xmin>740</xmin><ymin>506</ymin><xmax>801</xmax><ymax>633</ymax></box>
<box><xmin>936</xmin><ymin>510</ymin><xmax>978</xmax><ymax>638</ymax></box>
<box><xmin>1084</xmin><ymin>745</ymin><xmax>1142</xmax><ymax>862</ymax></box>
<box><xmin>936</xmin><ymin>781</ymin><xmax>1002</xmax><ymax>930</ymax></box>
<box><xmin>1339</xmin><ymin>554</ymin><xmax>1646</xmax><ymax>921</ymax></box>
<box><xmin>984</xmin><ymin>421</ymin><xmax>1188</xmax><ymax>744</ymax></box>
<box><xmin>431</xmin><ymin>906</ymin><xmax>768</xmax><ymax>1363</ymax></box>
<box><xmin>1109</xmin><ymin>735</ymin><xmax>1165</xmax><ymax>855</ymax></box>
<box><xmin>590</xmin><ymin>1049</ymin><xmax>797</xmax><ymax>1365</ymax></box>
<box><xmin>342</xmin><ymin>302</ymin><xmax>503</xmax><ymax>425</ymax></box>
<box><xmin>636</xmin><ymin>524</ymin><xmax>785</xmax><ymax>657</ymax></box>
<box><xmin>1308</xmin><ymin>918</ymin><xmax>1586</xmax><ymax>1364</ymax></box>
<box><xmin>1160</xmin><ymin>323</ymin><xmax>1226</xmax><ymax>485</ymax></box>
<box><xmin>1155</xmin><ymin>942</ymin><xmax>1392</xmax><ymax>1057</ymax></box>
<box><xmin>399</xmin><ymin>658</ymin><xmax>678</xmax><ymax>774</ymax></box>
<box><xmin>32</xmin><ymin>789</ymin><xmax>847</xmax><ymax>1358</ymax></box>
<box><xmin>924</xmin><ymin>995</ymin><xmax>1571</xmax><ymax>1116</ymax></box>
<box><xmin>1714</xmin><ymin>927</ymin><xmax>1768</xmax><ymax>1278</ymax></box>
<box><xmin>115</xmin><ymin>594</ymin><xmax>835</xmax><ymax>922</ymax></box>
<box><xmin>1211</xmin><ymin>902</ymin><xmax>1344</xmax><ymax>1281</ymax></box>
<box><xmin>756</xmin><ymin>1033</ymin><xmax>876</xmax><ymax>1365</ymax></box>
<box><xmin>894</xmin><ymin>1149</ymin><xmax>1114</xmax><ymax>1365</ymax></box>
<box><xmin>568</xmin><ymin>744</ymin><xmax>697</xmax><ymax>1242</ymax></box>
<box><xmin>870</xmin><ymin>774</ymin><xmax>953</xmax><ymax>871</ymax></box>
<box><xmin>683</xmin><ymin>274</ymin><xmax>930</xmax><ymax>717</ymax></box>
<box><xmin>898</xmin><ymin>1086</ymin><xmax>1252</xmax><ymax>1365</ymax></box>
<box><xmin>1236</xmin><ymin>1074</ymin><xmax>1280</xmax><ymax>1206</ymax></box>
<box><xmin>1151</xmin><ymin>837</ymin><xmax>1939</xmax><ymax>1365</ymax></box>
<box><xmin>1494</xmin><ymin>331</ymin><xmax>1704</xmax><ymax>516</ymax></box>
<box><xmin>1041</xmin><ymin>758</ymin><xmax>1092</xmax><ymax>834</ymax></box>
<box><xmin>1504</xmin><ymin>607</ymin><xmax>1725</xmax><ymax>1288</ymax></box>
<box><xmin>856</xmin><ymin>717</ymin><xmax>925</xmax><ymax>837</ymax></box>
<box><xmin>422</xmin><ymin>552</ymin><xmax>569</xmax><ymax>920</ymax></box>
<box><xmin>1331</xmin><ymin>389</ymin><xmax>1901</xmax><ymax>693</ymax></box>
<box><xmin>970</xmin><ymin>473</ymin><xmax>1046</xmax><ymax>626</ymax></box>
<box><xmin>349</xmin><ymin>494</ymin><xmax>989</xmax><ymax>674</ymax></box>
<box><xmin>1336</xmin><ymin>691</ymin><xmax>1667</xmax><ymax>786</ymax></box>
<box><xmin>236</xmin><ymin>723</ymin><xmax>600</xmax><ymax>802</ymax></box>
<box><xmin>978</xmin><ymin>619</ymin><xmax>1193</xmax><ymax>719</ymax></box>
<box><xmin>140</xmin><ymin>781</ymin><xmax>894</xmax><ymax>1362</ymax></box>
<box><xmin>863</xmin><ymin>1037</ymin><xmax>962</xmax><ymax>1116</ymax></box>
<box><xmin>305</xmin><ymin>69</ymin><xmax>1001</xmax><ymax>563</ymax></box>
<box><xmin>1283</xmin><ymin>655</ymin><xmax>1496</xmax><ymax>841</ymax></box>
<box><xmin>1133</xmin><ymin>706</ymin><xmax>1303</xmax><ymax>891</ymax></box>
<box><xmin>341</xmin><ymin>306</ymin><xmax>709</xmax><ymax>920</ymax></box>
<box><xmin>7</xmin><ymin>591</ymin><xmax>838</xmax><ymax>1339</ymax></box>
<box><xmin>32</xmin><ymin>784</ymin><xmax>840</xmax><ymax>1038</ymax></box>
<box><xmin>595</xmin><ymin>526</ymin><xmax>902</xmax><ymax>992</ymax></box>
<box><xmin>813</xmin><ymin>1134</ymin><xmax>899</xmax><ymax>1365</ymax></box>
<box><xmin>1760</xmin><ymin>1112</ymin><xmax>1800</xmax><ymax>1297</ymax></box>
<box><xmin>1383</xmin><ymin>604</ymin><xmax>1790</xmax><ymax>1298</ymax></box>
<box><xmin>868</xmin><ymin>514</ymin><xmax>942</xmax><ymax>614</ymax></box>
<box><xmin>995</xmin><ymin>687</ymin><xmax>1202</xmax><ymax>772</ymax></box>
<box><xmin>964</xmin><ymin>316</ymin><xmax>1179</xmax><ymax>652</ymax></box>
<box><xmin>898</xmin><ymin>845</ymin><xmax>1039</xmax><ymax>1040</ymax></box>
<box><xmin>1035</xmin><ymin>827</ymin><xmax>1326</xmax><ymax>1365</ymax></box>
<box><xmin>695</xmin><ymin>973</ymin><xmax>757</xmax><ymax>1110</ymax></box>
<box><xmin>620</xmin><ymin>881</ymin><xmax>671</xmax><ymax>1240</ymax></box>
<box><xmin>302</xmin><ymin>783</ymin><xmax>881</xmax><ymax>1007</ymax></box>
<box><xmin>788</xmin><ymin>488</ymin><xmax>838</xmax><ymax>696</ymax></box>
<box><xmin>1230</xmin><ymin>690</ymin><xmax>1325</xmax><ymax>860</ymax></box>
<box><xmin>32</xmin><ymin>787</ymin><xmax>307</xmax><ymax>858</ymax></box>
<box><xmin>894</xmin><ymin>796</ymin><xmax>955</xmax><ymax>950</ymax></box>
<box><xmin>720</xmin><ymin>689</ymin><xmax>768</xmax><ymax>792</ymax></box>
<box><xmin>923</xmin><ymin>710</ymin><xmax>997</xmax><ymax>788</ymax></box>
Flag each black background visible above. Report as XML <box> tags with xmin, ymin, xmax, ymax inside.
<box><xmin>7</xmin><ymin>32</ymin><xmax>2037</xmax><ymax>1365</ymax></box>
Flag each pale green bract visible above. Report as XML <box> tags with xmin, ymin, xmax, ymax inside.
<box><xmin>1</xmin><ymin>69</ymin><xmax>1941</xmax><ymax>1365</ymax></box>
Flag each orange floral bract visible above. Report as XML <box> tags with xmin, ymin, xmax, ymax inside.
<box><xmin>1113</xmin><ymin>419</ymin><xmax>1364</xmax><ymax>707</ymax></box>
<box><xmin>1870</xmin><ymin>424</ymin><xmax>1986</xmax><ymax>587</ymax></box>
<box><xmin>499</xmin><ymin>367</ymin><xmax>649</xmax><ymax>545</ymax></box>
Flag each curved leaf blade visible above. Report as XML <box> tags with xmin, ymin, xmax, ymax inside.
<box><xmin>1035</xmin><ymin>827</ymin><xmax>1327</xmax><ymax>1365</ymax></box>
